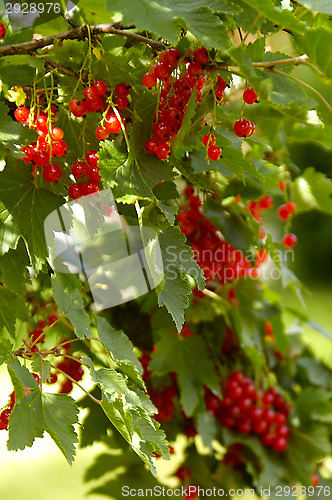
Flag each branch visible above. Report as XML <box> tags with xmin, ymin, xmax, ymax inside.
<box><xmin>0</xmin><ymin>22</ymin><xmax>165</xmax><ymax>58</ymax></box>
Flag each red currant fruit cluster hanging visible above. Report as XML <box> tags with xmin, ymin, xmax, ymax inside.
<box><xmin>53</xmin><ymin>339</ymin><xmax>84</xmax><ymax>394</ymax></box>
<box><xmin>143</xmin><ymin>47</ymin><xmax>229</xmax><ymax>160</ymax></box>
<box><xmin>68</xmin><ymin>150</ymin><xmax>101</xmax><ymax>199</ymax></box>
<box><xmin>205</xmin><ymin>371</ymin><xmax>291</xmax><ymax>453</ymax></box>
<box><xmin>202</xmin><ymin>133</ymin><xmax>222</xmax><ymax>161</ymax></box>
<box><xmin>178</xmin><ymin>187</ymin><xmax>262</xmax><ymax>284</ymax></box>
<box><xmin>248</xmin><ymin>195</ymin><xmax>274</xmax><ymax>224</ymax></box>
<box><xmin>15</xmin><ymin>105</ymin><xmax>66</xmax><ymax>183</ymax></box>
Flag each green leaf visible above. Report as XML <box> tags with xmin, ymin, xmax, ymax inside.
<box><xmin>150</xmin><ymin>329</ymin><xmax>220</xmax><ymax>415</ymax></box>
<box><xmin>52</xmin><ymin>274</ymin><xmax>91</xmax><ymax>339</ymax></box>
<box><xmin>238</xmin><ymin>0</ymin><xmax>305</xmax><ymax>33</ymax></box>
<box><xmin>293</xmin><ymin>167</ymin><xmax>332</xmax><ymax>213</ymax></box>
<box><xmin>99</xmin><ymin>140</ymin><xmax>174</xmax><ymax>202</ymax></box>
<box><xmin>218</xmin><ymin>145</ymin><xmax>265</xmax><ymax>182</ymax></box>
<box><xmin>0</xmin><ymin>238</ymin><xmax>30</xmax><ymax>296</ymax></box>
<box><xmin>284</xmin><ymin>426</ymin><xmax>331</xmax><ymax>485</ymax></box>
<box><xmin>0</xmin><ymin>157</ymin><xmax>65</xmax><ymax>263</ymax></box>
<box><xmin>0</xmin><ymin>103</ymin><xmax>37</xmax><ymax>155</ymax></box>
<box><xmin>295</xmin><ymin>28</ymin><xmax>332</xmax><ymax>79</ymax></box>
<box><xmin>106</xmin><ymin>0</ymin><xmax>231</xmax><ymax>49</ymax></box>
<box><xmin>157</xmin><ymin>226</ymin><xmax>205</xmax><ymax>331</ymax></box>
<box><xmin>300</xmin><ymin>0</ymin><xmax>332</xmax><ymax>14</ymax></box>
<box><xmin>0</xmin><ymin>287</ymin><xmax>20</xmax><ymax>336</ymax></box>
<box><xmin>42</xmin><ymin>393</ymin><xmax>79</xmax><ymax>465</ymax></box>
<box><xmin>296</xmin><ymin>388</ymin><xmax>332</xmax><ymax>423</ymax></box>
<box><xmin>7</xmin><ymin>390</ymin><xmax>44</xmax><ymax>451</ymax></box>
<box><xmin>0</xmin><ymin>338</ymin><xmax>13</xmax><ymax>365</ymax></box>
<box><xmin>97</xmin><ymin>316</ymin><xmax>143</xmax><ymax>375</ymax></box>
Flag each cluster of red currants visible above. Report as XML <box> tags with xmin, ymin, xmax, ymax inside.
<box><xmin>0</xmin><ymin>391</ymin><xmax>15</xmax><ymax>431</ymax></box>
<box><xmin>15</xmin><ymin>105</ymin><xmax>67</xmax><ymax>182</ymax></box>
<box><xmin>68</xmin><ymin>79</ymin><xmax>127</xmax><ymax>140</ymax></box>
<box><xmin>140</xmin><ymin>350</ymin><xmax>178</xmax><ymax>422</ymax></box>
<box><xmin>28</xmin><ymin>313</ymin><xmax>58</xmax><ymax>350</ymax></box>
<box><xmin>68</xmin><ymin>150</ymin><xmax>101</xmax><ymax>199</ymax></box>
<box><xmin>205</xmin><ymin>371</ymin><xmax>291</xmax><ymax>453</ymax></box>
<box><xmin>277</xmin><ymin>201</ymin><xmax>297</xmax><ymax>248</ymax></box>
<box><xmin>143</xmin><ymin>46</ymin><xmax>227</xmax><ymax>160</ymax></box>
<box><xmin>52</xmin><ymin>339</ymin><xmax>84</xmax><ymax>394</ymax></box>
<box><xmin>178</xmin><ymin>186</ymin><xmax>262</xmax><ymax>284</ymax></box>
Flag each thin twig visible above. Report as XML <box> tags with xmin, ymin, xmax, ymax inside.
<box><xmin>0</xmin><ymin>23</ymin><xmax>165</xmax><ymax>58</ymax></box>
<box><xmin>270</xmin><ymin>68</ymin><xmax>332</xmax><ymax>114</ymax></box>
<box><xmin>50</xmin><ymin>362</ymin><xmax>101</xmax><ymax>405</ymax></box>
<box><xmin>43</xmin><ymin>57</ymin><xmax>79</xmax><ymax>79</ymax></box>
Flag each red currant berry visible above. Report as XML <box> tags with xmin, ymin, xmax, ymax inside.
<box><xmin>47</xmin><ymin>314</ymin><xmax>57</xmax><ymax>325</ymax></box>
<box><xmin>32</xmin><ymin>373</ymin><xmax>40</xmax><ymax>384</ymax></box>
<box><xmin>187</xmin><ymin>62</ymin><xmax>203</xmax><ymax>78</ymax></box>
<box><xmin>87</xmin><ymin>166</ymin><xmax>101</xmax><ymax>182</ymax></box>
<box><xmin>14</xmin><ymin>106</ymin><xmax>29</xmax><ymax>123</ymax></box>
<box><xmin>36</xmin><ymin>114</ymin><xmax>48</xmax><ymax>131</ymax></box>
<box><xmin>258</xmin><ymin>195</ymin><xmax>273</xmax><ymax>210</ymax></box>
<box><xmin>32</xmin><ymin>150</ymin><xmax>50</xmax><ymax>168</ymax></box>
<box><xmin>115</xmin><ymin>96</ymin><xmax>129</xmax><ymax>110</ymax></box>
<box><xmin>243</xmin><ymin>87</ymin><xmax>259</xmax><ymax>104</ymax></box>
<box><xmin>234</xmin><ymin>118</ymin><xmax>252</xmax><ymax>138</ymax></box>
<box><xmin>82</xmin><ymin>181</ymin><xmax>99</xmax><ymax>196</ymax></box>
<box><xmin>286</xmin><ymin>201</ymin><xmax>297</xmax><ymax>213</ymax></box>
<box><xmin>145</xmin><ymin>138</ymin><xmax>158</xmax><ymax>154</ymax></box>
<box><xmin>42</xmin><ymin>163</ymin><xmax>62</xmax><ymax>183</ymax></box>
<box><xmin>310</xmin><ymin>473</ymin><xmax>320</xmax><ymax>487</ymax></box>
<box><xmin>253</xmin><ymin>420</ymin><xmax>268</xmax><ymax>435</ymax></box>
<box><xmin>164</xmin><ymin>48</ymin><xmax>181</xmax><ymax>66</ymax></box>
<box><xmin>194</xmin><ymin>46</ymin><xmax>210</xmax><ymax>65</ymax></box>
<box><xmin>69</xmin><ymin>99</ymin><xmax>87</xmax><ymax>117</ymax></box>
<box><xmin>202</xmin><ymin>133</ymin><xmax>216</xmax><ymax>147</ymax></box>
<box><xmin>283</xmin><ymin>233</ymin><xmax>297</xmax><ymax>248</ymax></box>
<box><xmin>72</xmin><ymin>161</ymin><xmax>88</xmax><ymax>178</ymax></box>
<box><xmin>115</xmin><ymin>82</ymin><xmax>130</xmax><ymax>96</ymax></box>
<box><xmin>52</xmin><ymin>140</ymin><xmax>67</xmax><ymax>156</ymax></box>
<box><xmin>85</xmin><ymin>97</ymin><xmax>103</xmax><ymax>113</ymax></box>
<box><xmin>85</xmin><ymin>150</ymin><xmax>98</xmax><ymax>168</ymax></box>
<box><xmin>277</xmin><ymin>204</ymin><xmax>291</xmax><ymax>221</ymax></box>
<box><xmin>215</xmin><ymin>88</ymin><xmax>224</xmax><ymax>101</ymax></box>
<box><xmin>68</xmin><ymin>183</ymin><xmax>83</xmax><ymax>200</ymax></box>
<box><xmin>50</xmin><ymin>127</ymin><xmax>64</xmax><ymax>141</ymax></box>
<box><xmin>47</xmin><ymin>372</ymin><xmax>58</xmax><ymax>384</ymax></box>
<box><xmin>0</xmin><ymin>22</ymin><xmax>6</xmax><ymax>40</ymax></box>
<box><xmin>142</xmin><ymin>72</ymin><xmax>157</xmax><ymax>88</ymax></box>
<box><xmin>59</xmin><ymin>378</ymin><xmax>73</xmax><ymax>394</ymax></box>
<box><xmin>0</xmin><ymin>409</ymin><xmax>11</xmax><ymax>429</ymax></box>
<box><xmin>83</xmin><ymin>86</ymin><xmax>99</xmax><ymax>101</ymax></box>
<box><xmin>273</xmin><ymin>436</ymin><xmax>288</xmax><ymax>452</ymax></box>
<box><xmin>207</xmin><ymin>145</ymin><xmax>222</xmax><ymax>161</ymax></box>
<box><xmin>184</xmin><ymin>185</ymin><xmax>194</xmax><ymax>198</ymax></box>
<box><xmin>93</xmin><ymin>79</ymin><xmax>108</xmax><ymax>96</ymax></box>
<box><xmin>261</xmin><ymin>432</ymin><xmax>275</xmax><ymax>447</ymax></box>
<box><xmin>154</xmin><ymin>62</ymin><xmax>172</xmax><ymax>80</ymax></box>
<box><xmin>156</xmin><ymin>143</ymin><xmax>170</xmax><ymax>160</ymax></box>
<box><xmin>105</xmin><ymin>113</ymin><xmax>122</xmax><ymax>133</ymax></box>
<box><xmin>95</xmin><ymin>126</ymin><xmax>109</xmax><ymax>140</ymax></box>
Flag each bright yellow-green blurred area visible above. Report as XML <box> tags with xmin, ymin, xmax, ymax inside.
<box><xmin>0</xmin><ymin>285</ymin><xmax>331</xmax><ymax>500</ymax></box>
